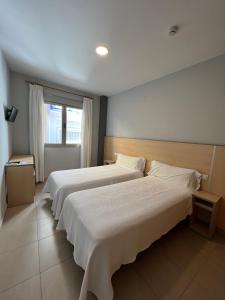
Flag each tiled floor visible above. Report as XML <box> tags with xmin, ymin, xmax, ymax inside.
<box><xmin>0</xmin><ymin>184</ymin><xmax>225</xmax><ymax>300</ymax></box>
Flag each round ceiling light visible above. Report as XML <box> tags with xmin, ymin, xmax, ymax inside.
<box><xmin>96</xmin><ymin>46</ymin><xmax>109</xmax><ymax>56</ymax></box>
<box><xmin>169</xmin><ymin>25</ymin><xmax>179</xmax><ymax>36</ymax></box>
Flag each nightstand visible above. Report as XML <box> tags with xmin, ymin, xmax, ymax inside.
<box><xmin>6</xmin><ymin>155</ymin><xmax>35</xmax><ymax>207</ymax></box>
<box><xmin>104</xmin><ymin>160</ymin><xmax>115</xmax><ymax>165</ymax></box>
<box><xmin>190</xmin><ymin>190</ymin><xmax>221</xmax><ymax>239</ymax></box>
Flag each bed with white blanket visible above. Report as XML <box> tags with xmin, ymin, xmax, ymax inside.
<box><xmin>57</xmin><ymin>161</ymin><xmax>202</xmax><ymax>300</ymax></box>
<box><xmin>44</xmin><ymin>154</ymin><xmax>145</xmax><ymax>220</ymax></box>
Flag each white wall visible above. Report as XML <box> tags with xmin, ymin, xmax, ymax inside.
<box><xmin>107</xmin><ymin>54</ymin><xmax>225</xmax><ymax>145</ymax></box>
<box><xmin>10</xmin><ymin>72</ymin><xmax>100</xmax><ymax>177</ymax></box>
<box><xmin>0</xmin><ymin>51</ymin><xmax>11</xmax><ymax>225</ymax></box>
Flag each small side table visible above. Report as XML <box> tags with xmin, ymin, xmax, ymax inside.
<box><xmin>190</xmin><ymin>190</ymin><xmax>221</xmax><ymax>239</ymax></box>
<box><xmin>5</xmin><ymin>155</ymin><xmax>35</xmax><ymax>207</ymax></box>
<box><xmin>104</xmin><ymin>160</ymin><xmax>115</xmax><ymax>165</ymax></box>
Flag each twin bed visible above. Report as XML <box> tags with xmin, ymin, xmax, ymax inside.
<box><xmin>44</xmin><ymin>154</ymin><xmax>145</xmax><ymax>219</ymax></box>
<box><xmin>44</xmin><ymin>154</ymin><xmax>202</xmax><ymax>300</ymax></box>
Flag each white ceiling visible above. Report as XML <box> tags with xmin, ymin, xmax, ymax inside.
<box><xmin>1</xmin><ymin>0</ymin><xmax>225</xmax><ymax>96</ymax></box>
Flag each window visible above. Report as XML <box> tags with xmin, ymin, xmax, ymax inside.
<box><xmin>45</xmin><ymin>104</ymin><xmax>63</xmax><ymax>144</ymax></box>
<box><xmin>44</xmin><ymin>103</ymin><xmax>82</xmax><ymax>146</ymax></box>
<box><xmin>66</xmin><ymin>107</ymin><xmax>82</xmax><ymax>144</ymax></box>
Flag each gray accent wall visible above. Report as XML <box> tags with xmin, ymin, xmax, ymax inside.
<box><xmin>107</xmin><ymin>54</ymin><xmax>225</xmax><ymax>145</ymax></box>
<box><xmin>0</xmin><ymin>51</ymin><xmax>12</xmax><ymax>225</ymax></box>
<box><xmin>10</xmin><ymin>72</ymin><xmax>100</xmax><ymax>176</ymax></box>
<box><xmin>97</xmin><ymin>96</ymin><xmax>108</xmax><ymax>165</ymax></box>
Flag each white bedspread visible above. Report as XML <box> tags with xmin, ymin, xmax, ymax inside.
<box><xmin>57</xmin><ymin>176</ymin><xmax>192</xmax><ymax>300</ymax></box>
<box><xmin>44</xmin><ymin>164</ymin><xmax>143</xmax><ymax>220</ymax></box>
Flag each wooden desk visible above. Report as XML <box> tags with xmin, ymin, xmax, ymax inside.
<box><xmin>5</xmin><ymin>155</ymin><xmax>35</xmax><ymax>207</ymax></box>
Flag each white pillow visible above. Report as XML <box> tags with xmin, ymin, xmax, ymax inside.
<box><xmin>116</xmin><ymin>153</ymin><xmax>145</xmax><ymax>172</ymax></box>
<box><xmin>148</xmin><ymin>160</ymin><xmax>202</xmax><ymax>190</ymax></box>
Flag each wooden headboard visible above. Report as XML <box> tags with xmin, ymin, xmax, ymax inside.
<box><xmin>104</xmin><ymin>136</ymin><xmax>225</xmax><ymax>230</ymax></box>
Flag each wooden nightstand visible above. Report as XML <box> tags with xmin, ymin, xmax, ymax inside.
<box><xmin>190</xmin><ymin>190</ymin><xmax>221</xmax><ymax>239</ymax></box>
<box><xmin>5</xmin><ymin>155</ymin><xmax>35</xmax><ymax>207</ymax></box>
<box><xmin>104</xmin><ymin>160</ymin><xmax>115</xmax><ymax>165</ymax></box>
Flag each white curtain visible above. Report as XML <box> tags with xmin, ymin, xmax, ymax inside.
<box><xmin>81</xmin><ymin>98</ymin><xmax>93</xmax><ymax>168</ymax></box>
<box><xmin>29</xmin><ymin>84</ymin><xmax>45</xmax><ymax>182</ymax></box>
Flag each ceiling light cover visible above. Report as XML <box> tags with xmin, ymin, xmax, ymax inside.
<box><xmin>96</xmin><ymin>46</ymin><xmax>109</xmax><ymax>56</ymax></box>
<box><xmin>169</xmin><ymin>25</ymin><xmax>179</xmax><ymax>36</ymax></box>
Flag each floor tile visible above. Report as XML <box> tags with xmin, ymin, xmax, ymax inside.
<box><xmin>112</xmin><ymin>265</ymin><xmax>157</xmax><ymax>300</ymax></box>
<box><xmin>35</xmin><ymin>182</ymin><xmax>45</xmax><ymax>194</ymax></box>
<box><xmin>35</xmin><ymin>190</ymin><xmax>49</xmax><ymax>205</ymax></box>
<box><xmin>0</xmin><ymin>220</ymin><xmax>37</xmax><ymax>254</ymax></box>
<box><xmin>133</xmin><ymin>241</ymin><xmax>190</xmax><ymax>300</ymax></box>
<box><xmin>3</xmin><ymin>204</ymin><xmax>36</xmax><ymax>226</ymax></box>
<box><xmin>212</xmin><ymin>231</ymin><xmax>225</xmax><ymax>246</ymax></box>
<box><xmin>181</xmin><ymin>280</ymin><xmax>214</xmax><ymax>300</ymax></box>
<box><xmin>206</xmin><ymin>239</ymin><xmax>225</xmax><ymax>270</ymax></box>
<box><xmin>41</xmin><ymin>258</ymin><xmax>84</xmax><ymax>300</ymax></box>
<box><xmin>0</xmin><ymin>275</ymin><xmax>41</xmax><ymax>300</ymax></box>
<box><xmin>39</xmin><ymin>234</ymin><xmax>73</xmax><ymax>272</ymax></box>
<box><xmin>0</xmin><ymin>243</ymin><xmax>39</xmax><ymax>292</ymax></box>
<box><xmin>37</xmin><ymin>216</ymin><xmax>61</xmax><ymax>240</ymax></box>
<box><xmin>158</xmin><ymin>227</ymin><xmax>212</xmax><ymax>282</ymax></box>
<box><xmin>191</xmin><ymin>259</ymin><xmax>225</xmax><ymax>300</ymax></box>
<box><xmin>36</xmin><ymin>198</ymin><xmax>52</xmax><ymax>220</ymax></box>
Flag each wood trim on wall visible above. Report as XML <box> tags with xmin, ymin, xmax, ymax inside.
<box><xmin>104</xmin><ymin>136</ymin><xmax>225</xmax><ymax>230</ymax></box>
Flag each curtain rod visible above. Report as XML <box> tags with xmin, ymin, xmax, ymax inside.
<box><xmin>25</xmin><ymin>80</ymin><xmax>94</xmax><ymax>100</ymax></box>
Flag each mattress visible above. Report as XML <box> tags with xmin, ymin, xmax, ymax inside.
<box><xmin>43</xmin><ymin>164</ymin><xmax>143</xmax><ymax>220</ymax></box>
<box><xmin>57</xmin><ymin>176</ymin><xmax>192</xmax><ymax>300</ymax></box>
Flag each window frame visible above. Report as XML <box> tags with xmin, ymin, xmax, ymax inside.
<box><xmin>44</xmin><ymin>101</ymin><xmax>82</xmax><ymax>147</ymax></box>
